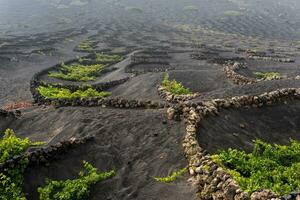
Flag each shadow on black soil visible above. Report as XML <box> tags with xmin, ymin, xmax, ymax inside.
<box><xmin>0</xmin><ymin>106</ymin><xmax>197</xmax><ymax>200</ymax></box>
<box><xmin>197</xmin><ymin>100</ymin><xmax>300</xmax><ymax>153</ymax></box>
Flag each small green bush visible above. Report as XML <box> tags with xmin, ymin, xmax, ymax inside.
<box><xmin>37</xmin><ymin>85</ymin><xmax>111</xmax><ymax>99</ymax></box>
<box><xmin>38</xmin><ymin>161</ymin><xmax>115</xmax><ymax>200</ymax></box>
<box><xmin>162</xmin><ymin>73</ymin><xmax>192</xmax><ymax>95</ymax></box>
<box><xmin>212</xmin><ymin>139</ymin><xmax>300</xmax><ymax>196</ymax></box>
<box><xmin>0</xmin><ymin>129</ymin><xmax>43</xmax><ymax>163</ymax></box>
<box><xmin>49</xmin><ymin>64</ymin><xmax>105</xmax><ymax>82</ymax></box>
<box><xmin>95</xmin><ymin>53</ymin><xmax>123</xmax><ymax>62</ymax></box>
<box><xmin>80</xmin><ymin>53</ymin><xmax>123</xmax><ymax>63</ymax></box>
<box><xmin>0</xmin><ymin>129</ymin><xmax>43</xmax><ymax>200</ymax></box>
<box><xmin>0</xmin><ymin>158</ymin><xmax>28</xmax><ymax>200</ymax></box>
<box><xmin>77</xmin><ymin>40</ymin><xmax>95</xmax><ymax>51</ymax></box>
<box><xmin>254</xmin><ymin>71</ymin><xmax>281</xmax><ymax>80</ymax></box>
<box><xmin>154</xmin><ymin>167</ymin><xmax>187</xmax><ymax>183</ymax></box>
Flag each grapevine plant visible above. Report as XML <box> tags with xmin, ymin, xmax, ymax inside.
<box><xmin>154</xmin><ymin>167</ymin><xmax>187</xmax><ymax>183</ymax></box>
<box><xmin>0</xmin><ymin>129</ymin><xmax>44</xmax><ymax>199</ymax></box>
<box><xmin>162</xmin><ymin>73</ymin><xmax>192</xmax><ymax>95</ymax></box>
<box><xmin>37</xmin><ymin>85</ymin><xmax>111</xmax><ymax>99</ymax></box>
<box><xmin>0</xmin><ymin>129</ymin><xmax>114</xmax><ymax>200</ymax></box>
<box><xmin>38</xmin><ymin>161</ymin><xmax>115</xmax><ymax>200</ymax></box>
<box><xmin>48</xmin><ymin>63</ymin><xmax>105</xmax><ymax>82</ymax></box>
<box><xmin>212</xmin><ymin>139</ymin><xmax>300</xmax><ymax>196</ymax></box>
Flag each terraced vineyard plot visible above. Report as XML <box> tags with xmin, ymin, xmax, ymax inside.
<box><xmin>162</xmin><ymin>73</ymin><xmax>192</xmax><ymax>95</ymax></box>
<box><xmin>37</xmin><ymin>85</ymin><xmax>111</xmax><ymax>99</ymax></box>
<box><xmin>14</xmin><ymin>107</ymin><xmax>196</xmax><ymax>200</ymax></box>
<box><xmin>48</xmin><ymin>64</ymin><xmax>106</xmax><ymax>82</ymax></box>
<box><xmin>3</xmin><ymin>1</ymin><xmax>300</xmax><ymax>199</ymax></box>
<box><xmin>213</xmin><ymin>140</ymin><xmax>300</xmax><ymax>196</ymax></box>
<box><xmin>79</xmin><ymin>53</ymin><xmax>124</xmax><ymax>64</ymax></box>
<box><xmin>254</xmin><ymin>71</ymin><xmax>281</xmax><ymax>80</ymax></box>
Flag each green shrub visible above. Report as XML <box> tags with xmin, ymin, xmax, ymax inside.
<box><xmin>95</xmin><ymin>53</ymin><xmax>123</xmax><ymax>62</ymax></box>
<box><xmin>254</xmin><ymin>71</ymin><xmax>281</xmax><ymax>80</ymax></box>
<box><xmin>0</xmin><ymin>129</ymin><xmax>43</xmax><ymax>200</ymax></box>
<box><xmin>0</xmin><ymin>158</ymin><xmax>28</xmax><ymax>200</ymax></box>
<box><xmin>77</xmin><ymin>40</ymin><xmax>95</xmax><ymax>51</ymax></box>
<box><xmin>80</xmin><ymin>53</ymin><xmax>123</xmax><ymax>63</ymax></box>
<box><xmin>0</xmin><ymin>129</ymin><xmax>43</xmax><ymax>163</ymax></box>
<box><xmin>49</xmin><ymin>64</ymin><xmax>105</xmax><ymax>82</ymax></box>
<box><xmin>154</xmin><ymin>167</ymin><xmax>187</xmax><ymax>183</ymax></box>
<box><xmin>162</xmin><ymin>73</ymin><xmax>192</xmax><ymax>95</ymax></box>
<box><xmin>38</xmin><ymin>161</ymin><xmax>115</xmax><ymax>200</ymax></box>
<box><xmin>37</xmin><ymin>85</ymin><xmax>111</xmax><ymax>99</ymax></box>
<box><xmin>212</xmin><ymin>140</ymin><xmax>300</xmax><ymax>195</ymax></box>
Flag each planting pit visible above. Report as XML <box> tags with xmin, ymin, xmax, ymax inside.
<box><xmin>237</xmin><ymin>60</ymin><xmax>300</xmax><ymax>80</ymax></box>
<box><xmin>167</xmin><ymin>70</ymin><xmax>234</xmax><ymax>94</ymax></box>
<box><xmin>197</xmin><ymin>100</ymin><xmax>300</xmax><ymax>153</ymax></box>
<box><xmin>126</xmin><ymin>62</ymin><xmax>173</xmax><ymax>74</ymax></box>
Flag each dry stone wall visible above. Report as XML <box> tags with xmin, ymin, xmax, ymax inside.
<box><xmin>157</xmin><ymin>85</ymin><xmax>200</xmax><ymax>103</ymax></box>
<box><xmin>224</xmin><ymin>62</ymin><xmax>256</xmax><ymax>85</ymax></box>
<box><xmin>178</xmin><ymin>88</ymin><xmax>300</xmax><ymax>200</ymax></box>
<box><xmin>0</xmin><ymin>136</ymin><xmax>94</xmax><ymax>172</ymax></box>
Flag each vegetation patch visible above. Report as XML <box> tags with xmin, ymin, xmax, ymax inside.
<box><xmin>162</xmin><ymin>73</ymin><xmax>192</xmax><ymax>95</ymax></box>
<box><xmin>254</xmin><ymin>71</ymin><xmax>281</xmax><ymax>80</ymax></box>
<box><xmin>0</xmin><ymin>129</ymin><xmax>44</xmax><ymax>163</ymax></box>
<box><xmin>212</xmin><ymin>139</ymin><xmax>300</xmax><ymax>196</ymax></box>
<box><xmin>80</xmin><ymin>53</ymin><xmax>123</xmax><ymax>63</ymax></box>
<box><xmin>0</xmin><ymin>129</ymin><xmax>44</xmax><ymax>199</ymax></box>
<box><xmin>38</xmin><ymin>161</ymin><xmax>115</xmax><ymax>200</ymax></box>
<box><xmin>48</xmin><ymin>63</ymin><xmax>105</xmax><ymax>82</ymax></box>
<box><xmin>154</xmin><ymin>167</ymin><xmax>187</xmax><ymax>183</ymax></box>
<box><xmin>223</xmin><ymin>10</ymin><xmax>242</xmax><ymax>17</ymax></box>
<box><xmin>77</xmin><ymin>40</ymin><xmax>96</xmax><ymax>51</ymax></box>
<box><xmin>183</xmin><ymin>5</ymin><xmax>199</xmax><ymax>12</ymax></box>
<box><xmin>37</xmin><ymin>85</ymin><xmax>111</xmax><ymax>99</ymax></box>
<box><xmin>125</xmin><ymin>6</ymin><xmax>143</xmax><ymax>13</ymax></box>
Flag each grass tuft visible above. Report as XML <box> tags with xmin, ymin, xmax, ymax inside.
<box><xmin>154</xmin><ymin>167</ymin><xmax>187</xmax><ymax>183</ymax></box>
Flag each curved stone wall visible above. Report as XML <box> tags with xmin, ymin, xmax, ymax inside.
<box><xmin>0</xmin><ymin>136</ymin><xmax>94</xmax><ymax>172</ymax></box>
<box><xmin>179</xmin><ymin>88</ymin><xmax>300</xmax><ymax>200</ymax></box>
<box><xmin>157</xmin><ymin>85</ymin><xmax>200</xmax><ymax>103</ymax></box>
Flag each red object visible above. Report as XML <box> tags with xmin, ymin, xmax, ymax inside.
<box><xmin>1</xmin><ymin>101</ymin><xmax>33</xmax><ymax>111</ymax></box>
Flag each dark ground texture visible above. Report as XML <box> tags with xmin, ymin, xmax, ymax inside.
<box><xmin>2</xmin><ymin>0</ymin><xmax>300</xmax><ymax>199</ymax></box>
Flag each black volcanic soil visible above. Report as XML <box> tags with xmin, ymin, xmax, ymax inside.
<box><xmin>197</xmin><ymin>100</ymin><xmax>300</xmax><ymax>153</ymax></box>
<box><xmin>237</xmin><ymin>59</ymin><xmax>300</xmax><ymax>79</ymax></box>
<box><xmin>1</xmin><ymin>106</ymin><xmax>196</xmax><ymax>200</ymax></box>
<box><xmin>3</xmin><ymin>0</ymin><xmax>300</xmax><ymax>199</ymax></box>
